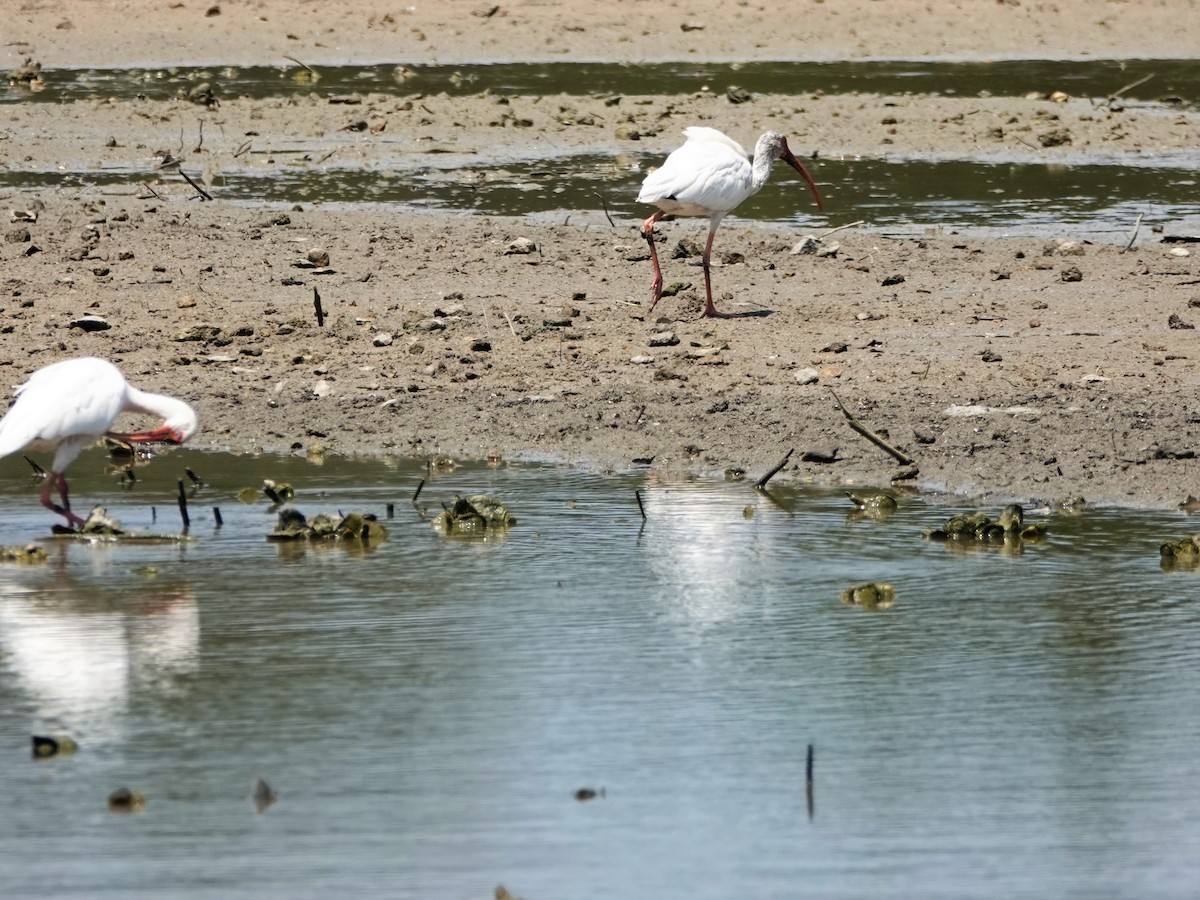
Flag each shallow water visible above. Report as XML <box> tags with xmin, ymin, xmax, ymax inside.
<box><xmin>2</xmin><ymin>450</ymin><xmax>1200</xmax><ymax>898</ymax></box>
<box><xmin>3</xmin><ymin>59</ymin><xmax>1199</xmax><ymax>237</ymax></box>
<box><xmin>3</xmin><ymin>155</ymin><xmax>1196</xmax><ymax>239</ymax></box>
<box><xmin>3</xmin><ymin>59</ymin><xmax>1198</xmax><ymax>106</ymax></box>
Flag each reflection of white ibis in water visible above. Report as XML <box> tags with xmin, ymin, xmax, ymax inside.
<box><xmin>0</xmin><ymin>357</ymin><xmax>199</xmax><ymax>526</ymax></box>
<box><xmin>638</xmin><ymin>127</ymin><xmax>824</xmax><ymax>318</ymax></box>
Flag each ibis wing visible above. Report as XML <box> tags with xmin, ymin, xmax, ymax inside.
<box><xmin>0</xmin><ymin>359</ymin><xmax>127</xmax><ymax>456</ymax></box>
<box><xmin>638</xmin><ymin>137</ymin><xmax>752</xmax><ymax>215</ymax></box>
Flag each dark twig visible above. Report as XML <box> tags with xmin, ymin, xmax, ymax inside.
<box><xmin>756</xmin><ymin>448</ymin><xmax>794</xmax><ymax>490</ymax></box>
<box><xmin>1122</xmin><ymin>211</ymin><xmax>1144</xmax><ymax>253</ymax></box>
<box><xmin>313</xmin><ymin>287</ymin><xmax>325</xmax><ymax>327</ymax></box>
<box><xmin>283</xmin><ymin>55</ymin><xmax>315</xmax><ymax>75</ymax></box>
<box><xmin>412</xmin><ymin>478</ymin><xmax>425</xmax><ymax>506</ymax></box>
<box><xmin>592</xmin><ymin>191</ymin><xmax>616</xmax><ymax>227</ymax></box>
<box><xmin>177</xmin><ymin>479</ymin><xmax>191</xmax><ymax>531</ymax></box>
<box><xmin>806</xmin><ymin>743</ymin><xmax>815</xmax><ymax>821</ymax></box>
<box><xmin>829</xmin><ymin>389</ymin><xmax>914</xmax><ymax>465</ymax></box>
<box><xmin>635</xmin><ymin>489</ymin><xmax>647</xmax><ymax>520</ymax></box>
<box><xmin>213</xmin><ymin>507</ymin><xmax>223</xmax><ymax>527</ymax></box>
<box><xmin>178</xmin><ymin>168</ymin><xmax>213</xmax><ymax>201</ymax></box>
<box><xmin>1108</xmin><ymin>72</ymin><xmax>1155</xmax><ymax>102</ymax></box>
<box><xmin>22</xmin><ymin>455</ymin><xmax>45</xmax><ymax>477</ymax></box>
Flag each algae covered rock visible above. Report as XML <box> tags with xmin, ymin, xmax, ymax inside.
<box><xmin>433</xmin><ymin>495</ymin><xmax>516</xmax><ymax>536</ymax></box>
<box><xmin>840</xmin><ymin>581</ymin><xmax>896</xmax><ymax>611</ymax></box>
<box><xmin>269</xmin><ymin>508</ymin><xmax>387</xmax><ymax>542</ymax></box>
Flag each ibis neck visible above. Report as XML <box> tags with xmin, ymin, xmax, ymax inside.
<box><xmin>751</xmin><ymin>152</ymin><xmax>776</xmax><ymax>193</ymax></box>
<box><xmin>126</xmin><ymin>387</ymin><xmax>198</xmax><ymax>438</ymax></box>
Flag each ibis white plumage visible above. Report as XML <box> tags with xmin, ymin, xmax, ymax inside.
<box><xmin>0</xmin><ymin>357</ymin><xmax>199</xmax><ymax>526</ymax></box>
<box><xmin>638</xmin><ymin>127</ymin><xmax>823</xmax><ymax>318</ymax></box>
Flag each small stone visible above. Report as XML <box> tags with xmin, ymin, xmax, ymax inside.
<box><xmin>1053</xmin><ymin>240</ymin><xmax>1086</xmax><ymax>256</ymax></box>
<box><xmin>470</xmin><ymin>338</ymin><xmax>492</xmax><ymax>352</ymax></box>
<box><xmin>70</xmin><ymin>315</ymin><xmax>111</xmax><ymax>332</ymax></box>
<box><xmin>794</xmin><ymin>367</ymin><xmax>820</xmax><ymax>385</ymax></box>
<box><xmin>1038</xmin><ymin>129</ymin><xmax>1072</xmax><ymax>147</ymax></box>
<box><xmin>630</xmin><ymin>355</ymin><xmax>655</xmax><ymax>364</ymax></box>
<box><xmin>1060</xmin><ymin>267</ymin><xmax>1083</xmax><ymax>282</ymax></box>
<box><xmin>648</xmin><ymin>331</ymin><xmax>680</xmax><ymax>347</ymax></box>
<box><xmin>614</xmin><ymin>123</ymin><xmax>641</xmax><ymax>141</ymax></box>
<box><xmin>4</xmin><ymin>227</ymin><xmax>30</xmax><ymax>243</ymax></box>
<box><xmin>1168</xmin><ymin>314</ymin><xmax>1194</xmax><ymax>330</ymax></box>
<box><xmin>504</xmin><ymin>237</ymin><xmax>537</xmax><ymax>255</ymax></box>
<box><xmin>373</xmin><ymin>332</ymin><xmax>394</xmax><ymax>346</ymax></box>
<box><xmin>791</xmin><ymin>236</ymin><xmax>820</xmax><ymax>254</ymax></box>
<box><xmin>177</xmin><ymin>294</ymin><xmax>197</xmax><ymax>308</ymax></box>
<box><xmin>307</xmin><ymin>247</ymin><xmax>330</xmax><ymax>266</ymax></box>
<box><xmin>881</xmin><ymin>273</ymin><xmax>906</xmax><ymax>286</ymax></box>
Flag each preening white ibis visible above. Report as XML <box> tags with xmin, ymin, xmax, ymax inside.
<box><xmin>0</xmin><ymin>357</ymin><xmax>199</xmax><ymax>526</ymax></box>
<box><xmin>638</xmin><ymin>127</ymin><xmax>824</xmax><ymax>318</ymax></box>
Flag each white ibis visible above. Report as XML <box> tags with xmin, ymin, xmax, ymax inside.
<box><xmin>638</xmin><ymin>127</ymin><xmax>824</xmax><ymax>318</ymax></box>
<box><xmin>0</xmin><ymin>357</ymin><xmax>199</xmax><ymax>526</ymax></box>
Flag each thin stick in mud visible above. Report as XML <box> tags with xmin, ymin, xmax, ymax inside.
<box><xmin>756</xmin><ymin>448</ymin><xmax>794</xmax><ymax>490</ymax></box>
<box><xmin>828</xmin><ymin>389</ymin><xmax>914</xmax><ymax>466</ymax></box>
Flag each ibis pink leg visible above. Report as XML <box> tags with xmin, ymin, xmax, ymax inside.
<box><xmin>699</xmin><ymin>226</ymin><xmax>732</xmax><ymax>319</ymax></box>
<box><xmin>40</xmin><ymin>471</ymin><xmax>86</xmax><ymax>527</ymax></box>
<box><xmin>640</xmin><ymin>211</ymin><xmax>666</xmax><ymax>312</ymax></box>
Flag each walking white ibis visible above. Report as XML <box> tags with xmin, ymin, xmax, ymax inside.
<box><xmin>0</xmin><ymin>357</ymin><xmax>199</xmax><ymax>526</ymax></box>
<box><xmin>638</xmin><ymin>127</ymin><xmax>824</xmax><ymax>318</ymax></box>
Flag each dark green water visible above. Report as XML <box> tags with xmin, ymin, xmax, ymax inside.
<box><xmin>2</xmin><ymin>155</ymin><xmax>1195</xmax><ymax>236</ymax></box>
<box><xmin>1</xmin><ymin>449</ymin><xmax>1199</xmax><ymax>898</ymax></box>
<box><xmin>3</xmin><ymin>59</ymin><xmax>1197</xmax><ymax>106</ymax></box>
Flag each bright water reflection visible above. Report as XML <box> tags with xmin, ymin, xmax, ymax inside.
<box><xmin>1</xmin><ymin>450</ymin><xmax>1199</xmax><ymax>899</ymax></box>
